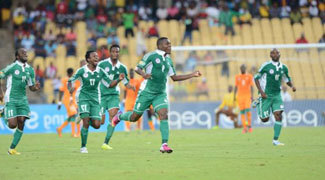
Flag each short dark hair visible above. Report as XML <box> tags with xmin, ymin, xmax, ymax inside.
<box><xmin>67</xmin><ymin>68</ymin><xmax>74</xmax><ymax>75</ymax></box>
<box><xmin>157</xmin><ymin>37</ymin><xmax>168</xmax><ymax>47</ymax></box>
<box><xmin>85</xmin><ymin>50</ymin><xmax>96</xmax><ymax>62</ymax></box>
<box><xmin>110</xmin><ymin>44</ymin><xmax>120</xmax><ymax>52</ymax></box>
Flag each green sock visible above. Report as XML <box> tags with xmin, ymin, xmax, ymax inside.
<box><xmin>160</xmin><ymin>120</ymin><xmax>169</xmax><ymax>144</ymax></box>
<box><xmin>104</xmin><ymin>125</ymin><xmax>115</xmax><ymax>144</ymax></box>
<box><xmin>273</xmin><ymin>121</ymin><xmax>282</xmax><ymax>140</ymax></box>
<box><xmin>81</xmin><ymin>127</ymin><xmax>88</xmax><ymax>148</ymax></box>
<box><xmin>10</xmin><ymin>129</ymin><xmax>23</xmax><ymax>149</ymax></box>
<box><xmin>119</xmin><ymin>111</ymin><xmax>132</xmax><ymax>121</ymax></box>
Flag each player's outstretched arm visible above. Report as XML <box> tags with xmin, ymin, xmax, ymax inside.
<box><xmin>108</xmin><ymin>73</ymin><xmax>124</xmax><ymax>88</ymax></box>
<box><xmin>170</xmin><ymin>71</ymin><xmax>201</xmax><ymax>81</ymax></box>
<box><xmin>254</xmin><ymin>78</ymin><xmax>267</xmax><ymax>98</ymax></box>
<box><xmin>0</xmin><ymin>80</ymin><xmax>3</xmax><ymax>102</ymax></box>
<box><xmin>286</xmin><ymin>81</ymin><xmax>296</xmax><ymax>92</ymax></box>
<box><xmin>29</xmin><ymin>81</ymin><xmax>41</xmax><ymax>92</ymax></box>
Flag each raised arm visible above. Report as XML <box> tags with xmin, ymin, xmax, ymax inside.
<box><xmin>170</xmin><ymin>71</ymin><xmax>201</xmax><ymax>81</ymax></box>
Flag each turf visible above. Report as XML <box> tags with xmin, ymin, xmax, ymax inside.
<box><xmin>0</xmin><ymin>127</ymin><xmax>324</xmax><ymax>180</ymax></box>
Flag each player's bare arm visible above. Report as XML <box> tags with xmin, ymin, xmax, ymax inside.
<box><xmin>68</xmin><ymin>81</ymin><xmax>74</xmax><ymax>94</ymax></box>
<box><xmin>135</xmin><ymin>67</ymin><xmax>151</xmax><ymax>79</ymax></box>
<box><xmin>170</xmin><ymin>70</ymin><xmax>201</xmax><ymax>81</ymax></box>
<box><xmin>29</xmin><ymin>81</ymin><xmax>41</xmax><ymax>92</ymax></box>
<box><xmin>108</xmin><ymin>73</ymin><xmax>125</xmax><ymax>87</ymax></box>
<box><xmin>234</xmin><ymin>86</ymin><xmax>237</xmax><ymax>101</ymax></box>
<box><xmin>0</xmin><ymin>80</ymin><xmax>3</xmax><ymax>102</ymax></box>
<box><xmin>286</xmin><ymin>81</ymin><xmax>296</xmax><ymax>92</ymax></box>
<box><xmin>254</xmin><ymin>78</ymin><xmax>267</xmax><ymax>98</ymax></box>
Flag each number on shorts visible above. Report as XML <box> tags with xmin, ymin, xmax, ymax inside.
<box><xmin>90</xmin><ymin>79</ymin><xmax>95</xmax><ymax>86</ymax></box>
<box><xmin>8</xmin><ymin>109</ymin><xmax>13</xmax><ymax>117</ymax></box>
<box><xmin>81</xmin><ymin>105</ymin><xmax>87</xmax><ymax>112</ymax></box>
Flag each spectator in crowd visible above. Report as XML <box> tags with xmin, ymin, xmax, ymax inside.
<box><xmin>33</xmin><ymin>38</ymin><xmax>46</xmax><ymax>58</ymax></box>
<box><xmin>281</xmin><ymin>86</ymin><xmax>292</xmax><ymax>102</ymax></box>
<box><xmin>249</xmin><ymin>2</ymin><xmax>260</xmax><ymax>18</ymax></box>
<box><xmin>66</xmin><ymin>40</ymin><xmax>76</xmax><ymax>56</ymax></box>
<box><xmin>56</xmin><ymin>0</ymin><xmax>68</xmax><ymax>14</ymax></box>
<box><xmin>280</xmin><ymin>5</ymin><xmax>291</xmax><ymax>18</ymax></box>
<box><xmin>44</xmin><ymin>29</ymin><xmax>56</xmax><ymax>42</ymax></box>
<box><xmin>259</xmin><ymin>3</ymin><xmax>270</xmax><ymax>18</ymax></box>
<box><xmin>290</xmin><ymin>8</ymin><xmax>302</xmax><ymax>24</ymax></box>
<box><xmin>21</xmin><ymin>33</ymin><xmax>35</xmax><ymax>51</ymax></box>
<box><xmin>219</xmin><ymin>5</ymin><xmax>236</xmax><ymax>36</ymax></box>
<box><xmin>216</xmin><ymin>50</ymin><xmax>229</xmax><ymax>77</ymax></box>
<box><xmin>309</xmin><ymin>0</ymin><xmax>319</xmax><ymax>17</ymax></box>
<box><xmin>96</xmin><ymin>8</ymin><xmax>108</xmax><ymax>24</ymax></box>
<box><xmin>318</xmin><ymin>33</ymin><xmax>325</xmax><ymax>51</ymax></box>
<box><xmin>45</xmin><ymin>62</ymin><xmax>57</xmax><ymax>79</ymax></box>
<box><xmin>239</xmin><ymin>7</ymin><xmax>252</xmax><ymax>25</ymax></box>
<box><xmin>187</xmin><ymin>1</ymin><xmax>199</xmax><ymax>18</ymax></box>
<box><xmin>52</xmin><ymin>74</ymin><xmax>61</xmax><ymax>102</ymax></box>
<box><xmin>65</xmin><ymin>28</ymin><xmax>77</xmax><ymax>41</ymax></box>
<box><xmin>296</xmin><ymin>33</ymin><xmax>308</xmax><ymax>52</ymax></box>
<box><xmin>97</xmin><ymin>45</ymin><xmax>109</xmax><ymax>60</ymax></box>
<box><xmin>107</xmin><ymin>32</ymin><xmax>120</xmax><ymax>46</ymax></box>
<box><xmin>138</xmin><ymin>5</ymin><xmax>152</xmax><ymax>21</ymax></box>
<box><xmin>122</xmin><ymin>9</ymin><xmax>135</xmax><ymax>38</ymax></box>
<box><xmin>204</xmin><ymin>51</ymin><xmax>214</xmax><ymax>62</ymax></box>
<box><xmin>156</xmin><ymin>5</ymin><xmax>168</xmax><ymax>20</ymax></box>
<box><xmin>87</xmin><ymin>31</ymin><xmax>97</xmax><ymax>49</ymax></box>
<box><xmin>181</xmin><ymin>16</ymin><xmax>194</xmax><ymax>44</ymax></box>
<box><xmin>184</xmin><ymin>51</ymin><xmax>198</xmax><ymax>72</ymax></box>
<box><xmin>35</xmin><ymin>65</ymin><xmax>45</xmax><ymax>88</ymax></box>
<box><xmin>13</xmin><ymin>12</ymin><xmax>25</xmax><ymax>28</ymax></box>
<box><xmin>206</xmin><ymin>3</ymin><xmax>219</xmax><ymax>27</ymax></box>
<box><xmin>196</xmin><ymin>78</ymin><xmax>209</xmax><ymax>99</ymax></box>
<box><xmin>136</xmin><ymin>28</ymin><xmax>147</xmax><ymax>56</ymax></box>
<box><xmin>269</xmin><ymin>2</ymin><xmax>281</xmax><ymax>18</ymax></box>
<box><xmin>147</xmin><ymin>22</ymin><xmax>159</xmax><ymax>38</ymax></box>
<box><xmin>167</xmin><ymin>2</ymin><xmax>180</xmax><ymax>20</ymax></box>
<box><xmin>76</xmin><ymin>0</ymin><xmax>87</xmax><ymax>11</ymax></box>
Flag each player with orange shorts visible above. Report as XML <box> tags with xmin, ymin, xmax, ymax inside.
<box><xmin>234</xmin><ymin>64</ymin><xmax>254</xmax><ymax>133</ymax></box>
<box><xmin>57</xmin><ymin>68</ymin><xmax>81</xmax><ymax>137</ymax></box>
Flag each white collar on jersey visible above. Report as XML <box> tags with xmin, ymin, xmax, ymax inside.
<box><xmin>16</xmin><ymin>60</ymin><xmax>30</xmax><ymax>68</ymax></box>
<box><xmin>270</xmin><ymin>60</ymin><xmax>282</xmax><ymax>69</ymax></box>
<box><xmin>84</xmin><ymin>64</ymin><xmax>100</xmax><ymax>74</ymax></box>
<box><xmin>156</xmin><ymin>49</ymin><xmax>166</xmax><ymax>57</ymax></box>
<box><xmin>107</xmin><ymin>58</ymin><xmax>121</xmax><ymax>68</ymax></box>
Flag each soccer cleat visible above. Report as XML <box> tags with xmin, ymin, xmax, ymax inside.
<box><xmin>101</xmin><ymin>143</ymin><xmax>113</xmax><ymax>150</ymax></box>
<box><xmin>8</xmin><ymin>148</ymin><xmax>21</xmax><ymax>155</ymax></box>
<box><xmin>80</xmin><ymin>147</ymin><xmax>88</xmax><ymax>153</ymax></box>
<box><xmin>273</xmin><ymin>140</ymin><xmax>285</xmax><ymax>146</ymax></box>
<box><xmin>75</xmin><ymin>116</ymin><xmax>82</xmax><ymax>124</ymax></box>
<box><xmin>111</xmin><ymin>111</ymin><xmax>122</xmax><ymax>127</ymax></box>
<box><xmin>248</xmin><ymin>127</ymin><xmax>253</xmax><ymax>133</ymax></box>
<box><xmin>160</xmin><ymin>143</ymin><xmax>173</xmax><ymax>153</ymax></box>
<box><xmin>56</xmin><ymin>128</ymin><xmax>62</xmax><ymax>137</ymax></box>
<box><xmin>251</xmin><ymin>98</ymin><xmax>260</xmax><ymax>108</ymax></box>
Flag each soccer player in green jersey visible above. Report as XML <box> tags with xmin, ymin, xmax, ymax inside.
<box><xmin>0</xmin><ymin>48</ymin><xmax>40</xmax><ymax>155</ymax></box>
<box><xmin>111</xmin><ymin>37</ymin><xmax>201</xmax><ymax>153</ymax></box>
<box><xmin>254</xmin><ymin>48</ymin><xmax>296</xmax><ymax>146</ymax></box>
<box><xmin>98</xmin><ymin>44</ymin><xmax>135</xmax><ymax>150</ymax></box>
<box><xmin>68</xmin><ymin>51</ymin><xmax>123</xmax><ymax>153</ymax></box>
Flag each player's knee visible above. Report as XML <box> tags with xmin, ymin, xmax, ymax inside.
<box><xmin>159</xmin><ymin>113</ymin><xmax>168</xmax><ymax>120</ymax></box>
<box><xmin>130</xmin><ymin>113</ymin><xmax>141</xmax><ymax>122</ymax></box>
<box><xmin>8</xmin><ymin>122</ymin><xmax>17</xmax><ymax>129</ymax></box>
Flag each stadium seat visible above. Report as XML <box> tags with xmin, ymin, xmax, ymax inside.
<box><xmin>56</xmin><ymin>45</ymin><xmax>67</xmax><ymax>58</ymax></box>
<box><xmin>33</xmin><ymin>57</ymin><xmax>45</xmax><ymax>70</ymax></box>
<box><xmin>311</xmin><ymin>17</ymin><xmax>323</xmax><ymax>42</ymax></box>
<box><xmin>44</xmin><ymin>79</ymin><xmax>54</xmax><ymax>103</ymax></box>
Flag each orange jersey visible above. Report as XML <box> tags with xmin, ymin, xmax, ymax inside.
<box><xmin>125</xmin><ymin>78</ymin><xmax>143</xmax><ymax>111</ymax></box>
<box><xmin>59</xmin><ymin>77</ymin><xmax>80</xmax><ymax>105</ymax></box>
<box><xmin>235</xmin><ymin>73</ymin><xmax>253</xmax><ymax>98</ymax></box>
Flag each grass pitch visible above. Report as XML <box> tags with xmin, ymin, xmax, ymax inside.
<box><xmin>0</xmin><ymin>127</ymin><xmax>324</xmax><ymax>180</ymax></box>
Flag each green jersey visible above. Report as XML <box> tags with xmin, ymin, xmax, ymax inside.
<box><xmin>0</xmin><ymin>61</ymin><xmax>35</xmax><ymax>103</ymax></box>
<box><xmin>69</xmin><ymin>65</ymin><xmax>111</xmax><ymax>103</ymax></box>
<box><xmin>98</xmin><ymin>58</ymin><xmax>129</xmax><ymax>96</ymax></box>
<box><xmin>254</xmin><ymin>60</ymin><xmax>291</xmax><ymax>96</ymax></box>
<box><xmin>137</xmin><ymin>50</ymin><xmax>176</xmax><ymax>94</ymax></box>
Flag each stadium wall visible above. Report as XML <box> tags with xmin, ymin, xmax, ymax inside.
<box><xmin>0</xmin><ymin>100</ymin><xmax>324</xmax><ymax>134</ymax></box>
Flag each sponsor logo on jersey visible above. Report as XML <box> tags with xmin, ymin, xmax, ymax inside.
<box><xmin>15</xmin><ymin>70</ymin><xmax>20</xmax><ymax>75</ymax></box>
<box><xmin>269</xmin><ymin>69</ymin><xmax>274</xmax><ymax>74</ymax></box>
<box><xmin>105</xmin><ymin>67</ymin><xmax>110</xmax><ymax>72</ymax></box>
<box><xmin>155</xmin><ymin>58</ymin><xmax>161</xmax><ymax>64</ymax></box>
<box><xmin>83</xmin><ymin>73</ymin><xmax>88</xmax><ymax>78</ymax></box>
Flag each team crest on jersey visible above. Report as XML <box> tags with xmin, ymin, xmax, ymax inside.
<box><xmin>105</xmin><ymin>67</ymin><xmax>110</xmax><ymax>72</ymax></box>
<box><xmin>15</xmin><ymin>70</ymin><xmax>20</xmax><ymax>75</ymax></box>
<box><xmin>155</xmin><ymin>58</ymin><xmax>161</xmax><ymax>64</ymax></box>
<box><xmin>83</xmin><ymin>73</ymin><xmax>88</xmax><ymax>78</ymax></box>
<box><xmin>269</xmin><ymin>69</ymin><xmax>274</xmax><ymax>74</ymax></box>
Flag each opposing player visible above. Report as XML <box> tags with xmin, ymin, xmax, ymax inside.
<box><xmin>98</xmin><ymin>44</ymin><xmax>135</xmax><ymax>150</ymax></box>
<box><xmin>124</xmin><ymin>68</ymin><xmax>143</xmax><ymax>131</ymax></box>
<box><xmin>68</xmin><ymin>51</ymin><xmax>122</xmax><ymax>153</ymax></box>
<box><xmin>111</xmin><ymin>37</ymin><xmax>201</xmax><ymax>153</ymax></box>
<box><xmin>57</xmin><ymin>68</ymin><xmax>80</xmax><ymax>138</ymax></box>
<box><xmin>0</xmin><ymin>48</ymin><xmax>40</xmax><ymax>155</ymax></box>
<box><xmin>234</xmin><ymin>64</ymin><xmax>254</xmax><ymax>133</ymax></box>
<box><xmin>254</xmin><ymin>48</ymin><xmax>296</xmax><ymax>146</ymax></box>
